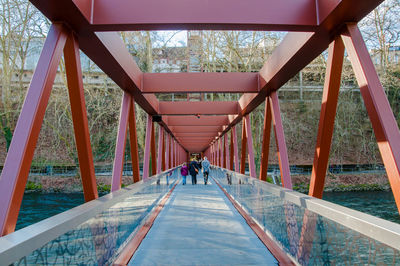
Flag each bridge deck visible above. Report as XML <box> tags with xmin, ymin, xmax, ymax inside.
<box><xmin>129</xmin><ymin>179</ymin><xmax>278</xmax><ymax>265</ymax></box>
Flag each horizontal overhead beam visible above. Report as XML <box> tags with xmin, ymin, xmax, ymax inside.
<box><xmin>175</xmin><ymin>133</ymin><xmax>217</xmax><ymax>137</ymax></box>
<box><xmin>165</xmin><ymin>116</ymin><xmax>231</xmax><ymax>126</ymax></box>
<box><xmin>159</xmin><ymin>101</ymin><xmax>239</xmax><ymax>115</ymax></box>
<box><xmin>91</xmin><ymin>0</ymin><xmax>317</xmax><ymax>31</ymax></box>
<box><xmin>142</xmin><ymin>73</ymin><xmax>259</xmax><ymax>93</ymax></box>
<box><xmin>177</xmin><ymin>137</ymin><xmax>215</xmax><ymax>141</ymax></box>
<box><xmin>169</xmin><ymin>126</ymin><xmax>223</xmax><ymax>133</ymax></box>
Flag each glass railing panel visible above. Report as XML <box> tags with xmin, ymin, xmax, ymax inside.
<box><xmin>5</xmin><ymin>168</ymin><xmax>180</xmax><ymax>266</ymax></box>
<box><xmin>211</xmin><ymin>167</ymin><xmax>400</xmax><ymax>265</ymax></box>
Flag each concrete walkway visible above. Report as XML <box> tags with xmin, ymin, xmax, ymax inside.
<box><xmin>129</xmin><ymin>178</ymin><xmax>278</xmax><ymax>265</ymax></box>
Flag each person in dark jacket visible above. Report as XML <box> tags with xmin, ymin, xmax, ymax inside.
<box><xmin>189</xmin><ymin>159</ymin><xmax>199</xmax><ymax>185</ymax></box>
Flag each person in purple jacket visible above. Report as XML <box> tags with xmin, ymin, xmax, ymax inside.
<box><xmin>180</xmin><ymin>163</ymin><xmax>189</xmax><ymax>185</ymax></box>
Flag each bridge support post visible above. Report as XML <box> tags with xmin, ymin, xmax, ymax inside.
<box><xmin>216</xmin><ymin>139</ymin><xmax>220</xmax><ymax>166</ymax></box>
<box><xmin>244</xmin><ymin>115</ymin><xmax>256</xmax><ymax>177</ymax></box>
<box><xmin>143</xmin><ymin>114</ymin><xmax>153</xmax><ymax>179</ymax></box>
<box><xmin>259</xmin><ymin>99</ymin><xmax>272</xmax><ymax>181</ymax></box>
<box><xmin>111</xmin><ymin>92</ymin><xmax>131</xmax><ymax>191</ymax></box>
<box><xmin>150</xmin><ymin>121</ymin><xmax>156</xmax><ymax>175</ymax></box>
<box><xmin>308</xmin><ymin>36</ymin><xmax>344</xmax><ymax>198</ymax></box>
<box><xmin>270</xmin><ymin>92</ymin><xmax>292</xmax><ymax>188</ymax></box>
<box><xmin>342</xmin><ymin>24</ymin><xmax>400</xmax><ymax>213</ymax></box>
<box><xmin>175</xmin><ymin>141</ymin><xmax>177</xmax><ymax>166</ymax></box>
<box><xmin>169</xmin><ymin>136</ymin><xmax>173</xmax><ymax>168</ymax></box>
<box><xmin>157</xmin><ymin>126</ymin><xmax>163</xmax><ymax>174</ymax></box>
<box><xmin>210</xmin><ymin>144</ymin><xmax>213</xmax><ymax>164</ymax></box>
<box><xmin>240</xmin><ymin>119</ymin><xmax>247</xmax><ymax>174</ymax></box>
<box><xmin>225</xmin><ymin>134</ymin><xmax>230</xmax><ymax>169</ymax></box>
<box><xmin>128</xmin><ymin>97</ymin><xmax>141</xmax><ymax>183</ymax></box>
<box><xmin>232</xmin><ymin>126</ymin><xmax>240</xmax><ymax>172</ymax></box>
<box><xmin>0</xmin><ymin>24</ymin><xmax>67</xmax><ymax>236</ymax></box>
<box><xmin>162</xmin><ymin>131</ymin><xmax>166</xmax><ymax>171</ymax></box>
<box><xmin>213</xmin><ymin>141</ymin><xmax>216</xmax><ymax>165</ymax></box>
<box><xmin>215</xmin><ymin>142</ymin><xmax>217</xmax><ymax>166</ymax></box>
<box><xmin>223</xmin><ymin>135</ymin><xmax>227</xmax><ymax>168</ymax></box>
<box><xmin>166</xmin><ymin>134</ymin><xmax>170</xmax><ymax>169</ymax></box>
<box><xmin>230</xmin><ymin>131</ymin><xmax>234</xmax><ymax>170</ymax></box>
<box><xmin>64</xmin><ymin>32</ymin><xmax>98</xmax><ymax>201</ymax></box>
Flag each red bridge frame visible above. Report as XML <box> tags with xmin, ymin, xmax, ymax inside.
<box><xmin>1</xmin><ymin>0</ymin><xmax>399</xmax><ymax>237</ymax></box>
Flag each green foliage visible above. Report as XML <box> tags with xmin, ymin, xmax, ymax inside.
<box><xmin>97</xmin><ymin>183</ymin><xmax>127</xmax><ymax>193</ymax></box>
<box><xmin>292</xmin><ymin>182</ymin><xmax>310</xmax><ymax>193</ymax></box>
<box><xmin>25</xmin><ymin>181</ymin><xmax>42</xmax><ymax>191</ymax></box>
<box><xmin>97</xmin><ymin>183</ymin><xmax>111</xmax><ymax>193</ymax></box>
<box><xmin>2</xmin><ymin>125</ymin><xmax>12</xmax><ymax>151</ymax></box>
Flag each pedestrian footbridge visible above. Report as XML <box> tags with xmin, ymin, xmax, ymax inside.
<box><xmin>1</xmin><ymin>166</ymin><xmax>399</xmax><ymax>265</ymax></box>
<box><xmin>1</xmin><ymin>0</ymin><xmax>400</xmax><ymax>264</ymax></box>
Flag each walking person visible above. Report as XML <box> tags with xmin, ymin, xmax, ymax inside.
<box><xmin>180</xmin><ymin>163</ymin><xmax>189</xmax><ymax>185</ymax></box>
<box><xmin>189</xmin><ymin>158</ymin><xmax>199</xmax><ymax>185</ymax></box>
<box><xmin>201</xmin><ymin>156</ymin><xmax>211</xmax><ymax>185</ymax></box>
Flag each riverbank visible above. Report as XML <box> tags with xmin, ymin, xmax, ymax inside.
<box><xmin>292</xmin><ymin>173</ymin><xmax>391</xmax><ymax>193</ymax></box>
<box><xmin>25</xmin><ymin>175</ymin><xmax>134</xmax><ymax>193</ymax></box>
<box><xmin>23</xmin><ymin>172</ymin><xmax>391</xmax><ymax>194</ymax></box>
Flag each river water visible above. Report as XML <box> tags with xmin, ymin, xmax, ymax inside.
<box><xmin>15</xmin><ymin>190</ymin><xmax>399</xmax><ymax>231</ymax></box>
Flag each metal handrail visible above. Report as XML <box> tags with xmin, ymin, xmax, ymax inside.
<box><xmin>213</xmin><ymin>166</ymin><xmax>400</xmax><ymax>250</ymax></box>
<box><xmin>0</xmin><ymin>167</ymin><xmax>180</xmax><ymax>265</ymax></box>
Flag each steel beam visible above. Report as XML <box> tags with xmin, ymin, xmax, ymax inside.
<box><xmin>230</xmin><ymin>131</ymin><xmax>234</xmax><ymax>171</ymax></box>
<box><xmin>91</xmin><ymin>0</ymin><xmax>317</xmax><ymax>31</ymax></box>
<box><xmin>64</xmin><ymin>32</ymin><xmax>98</xmax><ymax>201</ymax></box>
<box><xmin>240</xmin><ymin>120</ymin><xmax>247</xmax><ymax>174</ymax></box>
<box><xmin>232</xmin><ymin>126</ymin><xmax>240</xmax><ymax>172</ymax></box>
<box><xmin>165</xmin><ymin>134</ymin><xmax>169</xmax><ymax>169</ymax></box>
<box><xmin>157</xmin><ymin>126</ymin><xmax>163</xmax><ymax>174</ymax></box>
<box><xmin>165</xmin><ymin>116</ymin><xmax>230</xmax><ymax>127</ymax></box>
<box><xmin>128</xmin><ymin>97</ymin><xmax>141</xmax><ymax>183</ymax></box>
<box><xmin>169</xmin><ymin>126</ymin><xmax>223</xmax><ymax>133</ymax></box>
<box><xmin>225</xmin><ymin>134</ymin><xmax>230</xmax><ymax>170</ymax></box>
<box><xmin>151</xmin><ymin>122</ymin><xmax>157</xmax><ymax>175</ymax></box>
<box><xmin>308</xmin><ymin>37</ymin><xmax>344</xmax><ymax>198</ymax></box>
<box><xmin>111</xmin><ymin>92</ymin><xmax>130</xmax><ymax>192</ymax></box>
<box><xmin>169</xmin><ymin>135</ymin><xmax>173</xmax><ymax>168</ymax></box>
<box><xmin>244</xmin><ymin>115</ymin><xmax>256</xmax><ymax>177</ymax></box>
<box><xmin>29</xmin><ymin>0</ymin><xmax>182</xmax><ymax>141</ymax></box>
<box><xmin>162</xmin><ymin>130</ymin><xmax>166</xmax><ymax>171</ymax></box>
<box><xmin>158</xmin><ymin>101</ymin><xmax>239</xmax><ymax>115</ymax></box>
<box><xmin>143</xmin><ymin>114</ymin><xmax>153</xmax><ymax>179</ymax></box>
<box><xmin>0</xmin><ymin>24</ymin><xmax>67</xmax><ymax>236</ymax></box>
<box><xmin>142</xmin><ymin>73</ymin><xmax>259</xmax><ymax>93</ymax></box>
<box><xmin>259</xmin><ymin>99</ymin><xmax>272</xmax><ymax>181</ymax></box>
<box><xmin>342</xmin><ymin>24</ymin><xmax>400</xmax><ymax>213</ymax></box>
<box><xmin>217</xmin><ymin>139</ymin><xmax>220</xmax><ymax>167</ymax></box>
<box><xmin>175</xmin><ymin>132</ymin><xmax>217</xmax><ymax>137</ymax></box>
<box><xmin>214</xmin><ymin>0</ymin><xmax>383</xmax><ymax>140</ymax></box>
<box><xmin>270</xmin><ymin>92</ymin><xmax>292</xmax><ymax>189</ymax></box>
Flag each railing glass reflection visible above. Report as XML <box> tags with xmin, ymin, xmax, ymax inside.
<box><xmin>212</xmin><ymin>167</ymin><xmax>400</xmax><ymax>265</ymax></box>
<box><xmin>5</xmin><ymin>168</ymin><xmax>179</xmax><ymax>266</ymax></box>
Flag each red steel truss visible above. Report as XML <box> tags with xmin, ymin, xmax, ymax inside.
<box><xmin>1</xmin><ymin>0</ymin><xmax>399</xmax><ymax>237</ymax></box>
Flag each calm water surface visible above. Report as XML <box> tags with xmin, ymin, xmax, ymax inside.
<box><xmin>16</xmin><ymin>190</ymin><xmax>399</xmax><ymax>231</ymax></box>
<box><xmin>323</xmin><ymin>190</ymin><xmax>400</xmax><ymax>224</ymax></box>
<box><xmin>16</xmin><ymin>193</ymin><xmax>85</xmax><ymax>230</ymax></box>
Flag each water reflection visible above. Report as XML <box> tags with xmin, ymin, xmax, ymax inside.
<box><xmin>14</xmin><ymin>169</ymin><xmax>179</xmax><ymax>265</ymax></box>
<box><xmin>212</xmin><ymin>167</ymin><xmax>400</xmax><ymax>265</ymax></box>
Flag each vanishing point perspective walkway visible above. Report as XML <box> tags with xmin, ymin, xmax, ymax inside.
<box><xmin>129</xmin><ymin>180</ymin><xmax>278</xmax><ymax>265</ymax></box>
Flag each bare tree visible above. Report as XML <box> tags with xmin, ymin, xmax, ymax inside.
<box><xmin>0</xmin><ymin>0</ymin><xmax>48</xmax><ymax>150</ymax></box>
